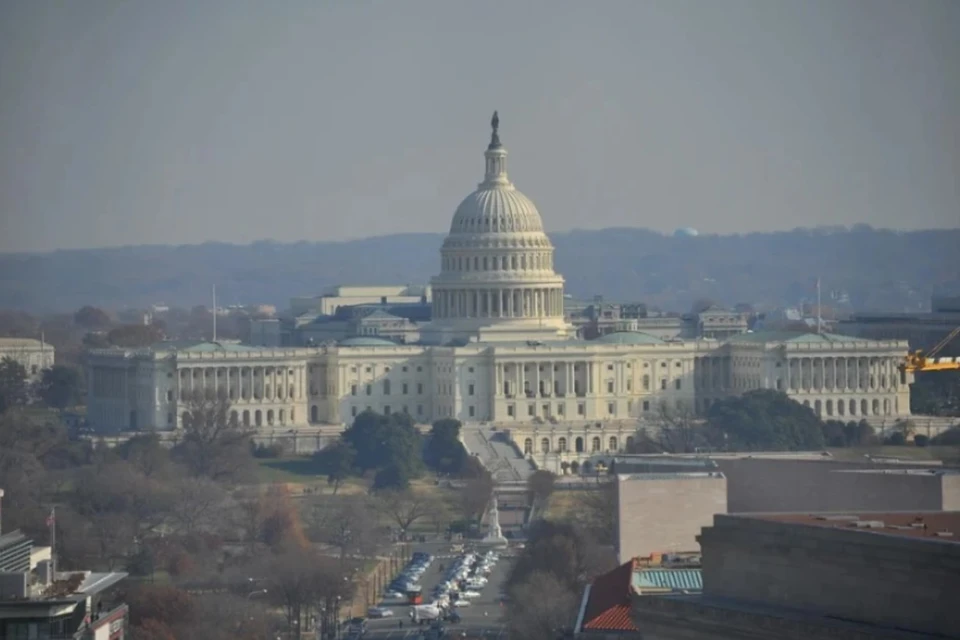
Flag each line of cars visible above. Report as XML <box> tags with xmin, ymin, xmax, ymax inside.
<box><xmin>370</xmin><ymin>551</ymin><xmax>435</xmax><ymax>618</ymax></box>
<box><xmin>408</xmin><ymin>548</ymin><xmax>501</xmax><ymax>627</ymax></box>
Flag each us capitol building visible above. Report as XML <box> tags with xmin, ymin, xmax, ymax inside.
<box><xmin>86</xmin><ymin>114</ymin><xmax>913</xmax><ymax>449</ymax></box>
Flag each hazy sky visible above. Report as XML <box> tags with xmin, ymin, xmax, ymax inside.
<box><xmin>1</xmin><ymin>0</ymin><xmax>958</xmax><ymax>253</ymax></box>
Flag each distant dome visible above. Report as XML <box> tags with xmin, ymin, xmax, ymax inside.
<box><xmin>338</xmin><ymin>336</ymin><xmax>398</xmax><ymax>347</ymax></box>
<box><xmin>674</xmin><ymin>227</ymin><xmax>699</xmax><ymax>237</ymax></box>
<box><xmin>593</xmin><ymin>331</ymin><xmax>665</xmax><ymax>345</ymax></box>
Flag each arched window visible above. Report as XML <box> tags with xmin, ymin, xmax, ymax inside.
<box><xmin>608</xmin><ymin>437</ymin><xmax>618</xmax><ymax>451</ymax></box>
<box><xmin>575</xmin><ymin>437</ymin><xmax>584</xmax><ymax>453</ymax></box>
<box><xmin>558</xmin><ymin>437</ymin><xmax>568</xmax><ymax>453</ymax></box>
<box><xmin>255</xmin><ymin>410</ymin><xmax>262</xmax><ymax>426</ymax></box>
<box><xmin>540</xmin><ymin>438</ymin><xmax>550</xmax><ymax>453</ymax></box>
<box><xmin>383</xmin><ymin>380</ymin><xmax>391</xmax><ymax>395</ymax></box>
<box><xmin>871</xmin><ymin>399</ymin><xmax>879</xmax><ymax>415</ymax></box>
<box><xmin>570</xmin><ymin>461</ymin><xmax>580</xmax><ymax>474</ymax></box>
<box><xmin>289</xmin><ymin>385</ymin><xmax>295</xmax><ymax>399</ymax></box>
<box><xmin>242</xmin><ymin>410</ymin><xmax>250</xmax><ymax>426</ymax></box>
<box><xmin>267</xmin><ymin>409</ymin><xmax>274</xmax><ymax>425</ymax></box>
<box><xmin>642</xmin><ymin>375</ymin><xmax>650</xmax><ymax>391</ymax></box>
<box><xmin>230</xmin><ymin>410</ymin><xmax>238</xmax><ymax>425</ymax></box>
<box><xmin>849</xmin><ymin>399</ymin><xmax>857</xmax><ymax>415</ymax></box>
<box><xmin>592</xmin><ymin>437</ymin><xmax>601</xmax><ymax>452</ymax></box>
<box><xmin>524</xmin><ymin>438</ymin><xmax>533</xmax><ymax>454</ymax></box>
<box><xmin>815</xmin><ymin>400</ymin><xmax>822</xmax><ymax>416</ymax></box>
<box><xmin>279</xmin><ymin>409</ymin><xmax>286</xmax><ymax>424</ymax></box>
<box><xmin>626</xmin><ymin>436</ymin><xmax>635</xmax><ymax>450</ymax></box>
<box><xmin>311</xmin><ymin>405</ymin><xmax>318</xmax><ymax>423</ymax></box>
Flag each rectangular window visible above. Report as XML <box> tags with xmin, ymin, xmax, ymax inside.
<box><xmin>468</xmin><ymin>406</ymin><xmax>475</xmax><ymax>417</ymax></box>
<box><xmin>557</xmin><ymin>404</ymin><xmax>564</xmax><ymax>415</ymax></box>
<box><xmin>528</xmin><ymin>404</ymin><xmax>535</xmax><ymax>416</ymax></box>
<box><xmin>608</xmin><ymin>402</ymin><xmax>615</xmax><ymax>415</ymax></box>
<box><xmin>626</xmin><ymin>379</ymin><xmax>632</xmax><ymax>391</ymax></box>
<box><xmin>776</xmin><ymin>379</ymin><xmax>782</xmax><ymax>390</ymax></box>
<box><xmin>366</xmin><ymin>384</ymin><xmax>372</xmax><ymax>395</ymax></box>
<box><xmin>507</xmin><ymin>405</ymin><xmax>515</xmax><ymax>417</ymax></box>
<box><xmin>675</xmin><ymin>379</ymin><xmax>681</xmax><ymax>390</ymax></box>
<box><xmin>468</xmin><ymin>367</ymin><xmax>474</xmax><ymax>373</ymax></box>
<box><xmin>468</xmin><ymin>384</ymin><xmax>475</xmax><ymax>396</ymax></box>
<box><xmin>351</xmin><ymin>406</ymin><xmax>358</xmax><ymax>417</ymax></box>
<box><xmin>384</xmin><ymin>405</ymin><xmax>391</xmax><ymax>415</ymax></box>
<box><xmin>402</xmin><ymin>383</ymin><xmax>409</xmax><ymax>394</ymax></box>
<box><xmin>578</xmin><ymin>403</ymin><xmax>585</xmax><ymax>416</ymax></box>
<box><xmin>643</xmin><ymin>400</ymin><xmax>650</xmax><ymax>411</ymax></box>
<box><xmin>351</xmin><ymin>384</ymin><xmax>358</xmax><ymax>396</ymax></box>
<box><xmin>402</xmin><ymin>406</ymin><xmax>409</xmax><ymax>413</ymax></box>
<box><xmin>661</xmin><ymin>379</ymin><xmax>667</xmax><ymax>390</ymax></box>
<box><xmin>417</xmin><ymin>404</ymin><xmax>423</xmax><ymax>415</ymax></box>
<box><xmin>606</xmin><ymin>381</ymin><xmax>614</xmax><ymax>393</ymax></box>
<box><xmin>417</xmin><ymin>383</ymin><xmax>423</xmax><ymax>394</ymax></box>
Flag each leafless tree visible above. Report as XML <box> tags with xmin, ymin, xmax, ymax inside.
<box><xmin>651</xmin><ymin>402</ymin><xmax>704</xmax><ymax>453</ymax></box>
<box><xmin>175</xmin><ymin>390</ymin><xmax>255</xmax><ymax>482</ymax></box>
<box><xmin>527</xmin><ymin>470</ymin><xmax>557</xmax><ymax>510</ymax></box>
<box><xmin>374</xmin><ymin>488</ymin><xmax>437</xmax><ymax>539</ymax></box>
<box><xmin>506</xmin><ymin>571</ymin><xmax>579</xmax><ymax>640</ymax></box>
<box><xmin>170</xmin><ymin>477</ymin><xmax>228</xmax><ymax>536</ymax></box>
<box><xmin>573</xmin><ymin>481</ymin><xmax>618</xmax><ymax>546</ymax></box>
<box><xmin>307</xmin><ymin>497</ymin><xmax>384</xmax><ymax>561</ymax></box>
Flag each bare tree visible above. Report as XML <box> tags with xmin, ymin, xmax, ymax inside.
<box><xmin>175</xmin><ymin>390</ymin><xmax>254</xmax><ymax>482</ymax></box>
<box><xmin>374</xmin><ymin>488</ymin><xmax>437</xmax><ymax>539</ymax></box>
<box><xmin>308</xmin><ymin>497</ymin><xmax>384</xmax><ymax>561</ymax></box>
<box><xmin>170</xmin><ymin>477</ymin><xmax>227</xmax><ymax>536</ymax></box>
<box><xmin>573</xmin><ymin>481</ymin><xmax>618</xmax><ymax>546</ymax></box>
<box><xmin>651</xmin><ymin>402</ymin><xmax>704</xmax><ymax>453</ymax></box>
<box><xmin>507</xmin><ymin>571</ymin><xmax>579</xmax><ymax>640</ymax></box>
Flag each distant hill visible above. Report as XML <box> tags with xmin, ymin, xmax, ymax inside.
<box><xmin>1</xmin><ymin>227</ymin><xmax>958</xmax><ymax>314</ymax></box>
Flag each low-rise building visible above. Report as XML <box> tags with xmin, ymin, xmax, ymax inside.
<box><xmin>0</xmin><ymin>337</ymin><xmax>55</xmax><ymax>379</ymax></box>
<box><xmin>631</xmin><ymin>511</ymin><xmax>960</xmax><ymax>639</ymax></box>
<box><xmin>615</xmin><ymin>464</ymin><xmax>727</xmax><ymax>564</ymax></box>
<box><xmin>0</xmin><ymin>527</ymin><xmax>128</xmax><ymax>640</ymax></box>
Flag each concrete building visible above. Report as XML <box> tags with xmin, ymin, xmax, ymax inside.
<box><xmin>838</xmin><ymin>295</ymin><xmax>960</xmax><ymax>350</ymax></box>
<box><xmin>0</xmin><ymin>337</ymin><xmax>55</xmax><ymax>379</ymax></box>
<box><xmin>0</xmin><ymin>527</ymin><xmax>127</xmax><ymax>640</ymax></box>
<box><xmin>716</xmin><ymin>457</ymin><xmax>959</xmax><ymax>514</ymax></box>
<box><xmin>630</xmin><ymin>511</ymin><xmax>959</xmax><ymax>639</ymax></box>
<box><xmin>85</xmin><ymin>114</ymin><xmax>914</xmax><ymax>435</ymax></box>
<box><xmin>616</xmin><ymin>464</ymin><xmax>727</xmax><ymax>564</ymax></box>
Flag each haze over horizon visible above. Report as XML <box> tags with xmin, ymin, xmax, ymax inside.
<box><xmin>1</xmin><ymin>0</ymin><xmax>958</xmax><ymax>254</ymax></box>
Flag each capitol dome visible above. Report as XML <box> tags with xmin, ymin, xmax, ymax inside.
<box><xmin>422</xmin><ymin>112</ymin><xmax>573</xmax><ymax>345</ymax></box>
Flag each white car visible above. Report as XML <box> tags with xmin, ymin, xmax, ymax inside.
<box><xmin>459</xmin><ymin>590</ymin><xmax>482</xmax><ymax>599</ymax></box>
<box><xmin>453</xmin><ymin>599</ymin><xmax>472</xmax><ymax>607</ymax></box>
<box><xmin>383</xmin><ymin>591</ymin><xmax>405</xmax><ymax>600</ymax></box>
<box><xmin>368</xmin><ymin>607</ymin><xmax>395</xmax><ymax>618</ymax></box>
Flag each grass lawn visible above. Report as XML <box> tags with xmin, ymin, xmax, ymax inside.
<box><xmin>542</xmin><ymin>491</ymin><xmax>580</xmax><ymax>521</ymax></box>
<box><xmin>255</xmin><ymin>456</ymin><xmax>325</xmax><ymax>483</ymax></box>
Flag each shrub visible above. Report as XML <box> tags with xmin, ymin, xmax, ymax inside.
<box><xmin>914</xmin><ymin>434</ymin><xmax>929</xmax><ymax>447</ymax></box>
<box><xmin>885</xmin><ymin>432</ymin><xmax>906</xmax><ymax>446</ymax></box>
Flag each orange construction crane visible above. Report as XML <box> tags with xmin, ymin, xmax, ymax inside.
<box><xmin>901</xmin><ymin>326</ymin><xmax>960</xmax><ymax>373</ymax></box>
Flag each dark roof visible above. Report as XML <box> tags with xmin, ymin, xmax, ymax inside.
<box><xmin>581</xmin><ymin>559</ymin><xmax>639</xmax><ymax>632</ymax></box>
<box><xmin>746</xmin><ymin>511</ymin><xmax>960</xmax><ymax>543</ymax></box>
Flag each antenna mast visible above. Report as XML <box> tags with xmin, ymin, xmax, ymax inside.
<box><xmin>816</xmin><ymin>277</ymin><xmax>822</xmax><ymax>335</ymax></box>
<box><xmin>212</xmin><ymin>284</ymin><xmax>217</xmax><ymax>342</ymax></box>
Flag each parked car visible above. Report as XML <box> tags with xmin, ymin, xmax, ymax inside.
<box><xmin>367</xmin><ymin>607</ymin><xmax>395</xmax><ymax>618</ymax></box>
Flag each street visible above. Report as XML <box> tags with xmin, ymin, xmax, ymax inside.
<box><xmin>362</xmin><ymin>540</ymin><xmax>513</xmax><ymax>639</ymax></box>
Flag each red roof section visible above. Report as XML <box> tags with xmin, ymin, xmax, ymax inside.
<box><xmin>581</xmin><ymin>559</ymin><xmax>639</xmax><ymax>632</ymax></box>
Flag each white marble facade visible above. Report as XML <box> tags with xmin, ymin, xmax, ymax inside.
<box><xmin>0</xmin><ymin>338</ymin><xmax>55</xmax><ymax>379</ymax></box>
<box><xmin>84</xmin><ymin>115</ymin><xmax>912</xmax><ymax>434</ymax></box>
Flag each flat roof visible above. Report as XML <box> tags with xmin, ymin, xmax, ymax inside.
<box><xmin>743</xmin><ymin>511</ymin><xmax>960</xmax><ymax>543</ymax></box>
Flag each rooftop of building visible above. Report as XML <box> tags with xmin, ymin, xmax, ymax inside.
<box><xmin>739</xmin><ymin>511</ymin><xmax>960</xmax><ymax>543</ymax></box>
<box><xmin>577</xmin><ymin>556</ymin><xmax>703</xmax><ymax>634</ymax></box>
<box><xmin>617</xmin><ymin>471</ymin><xmax>725</xmax><ymax>481</ymax></box>
<box><xmin>0</xmin><ymin>337</ymin><xmax>48</xmax><ymax>348</ymax></box>
<box><xmin>726</xmin><ymin>330</ymin><xmax>872</xmax><ymax>344</ymax></box>
<box><xmin>611</xmin><ymin>456</ymin><xmax>720</xmax><ymax>473</ymax></box>
<box><xmin>591</xmin><ymin>331</ymin><xmax>665</xmax><ymax>345</ymax></box>
<box><xmin>833</xmin><ymin>467</ymin><xmax>960</xmax><ymax>476</ymax></box>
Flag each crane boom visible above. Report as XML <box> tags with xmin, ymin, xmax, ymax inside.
<box><xmin>901</xmin><ymin>325</ymin><xmax>960</xmax><ymax>373</ymax></box>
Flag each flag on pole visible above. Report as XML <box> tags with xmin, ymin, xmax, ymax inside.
<box><xmin>46</xmin><ymin>507</ymin><xmax>55</xmax><ymax>528</ymax></box>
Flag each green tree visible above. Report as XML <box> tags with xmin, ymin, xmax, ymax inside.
<box><xmin>341</xmin><ymin>410</ymin><xmax>423</xmax><ymax>479</ymax></box>
<box><xmin>313</xmin><ymin>440</ymin><xmax>356</xmax><ymax>494</ymax></box>
<box><xmin>527</xmin><ymin>470</ymin><xmax>557</xmax><ymax>509</ymax></box>
<box><xmin>706</xmin><ymin>389</ymin><xmax>825</xmax><ymax>451</ymax></box>
<box><xmin>0</xmin><ymin>357</ymin><xmax>29</xmax><ymax>413</ymax></box>
<box><xmin>73</xmin><ymin>305</ymin><xmax>112</xmax><ymax>330</ymax></box>
<box><xmin>37</xmin><ymin>365</ymin><xmax>83</xmax><ymax>409</ymax></box>
<box><xmin>425</xmin><ymin>418</ymin><xmax>466</xmax><ymax>473</ymax></box>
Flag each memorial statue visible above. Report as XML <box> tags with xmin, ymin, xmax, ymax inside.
<box><xmin>489</xmin><ymin>110</ymin><xmax>502</xmax><ymax>149</ymax></box>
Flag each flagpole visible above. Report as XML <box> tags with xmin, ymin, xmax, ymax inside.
<box><xmin>816</xmin><ymin>277</ymin><xmax>822</xmax><ymax>335</ymax></box>
<box><xmin>49</xmin><ymin>507</ymin><xmax>57</xmax><ymax>576</ymax></box>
